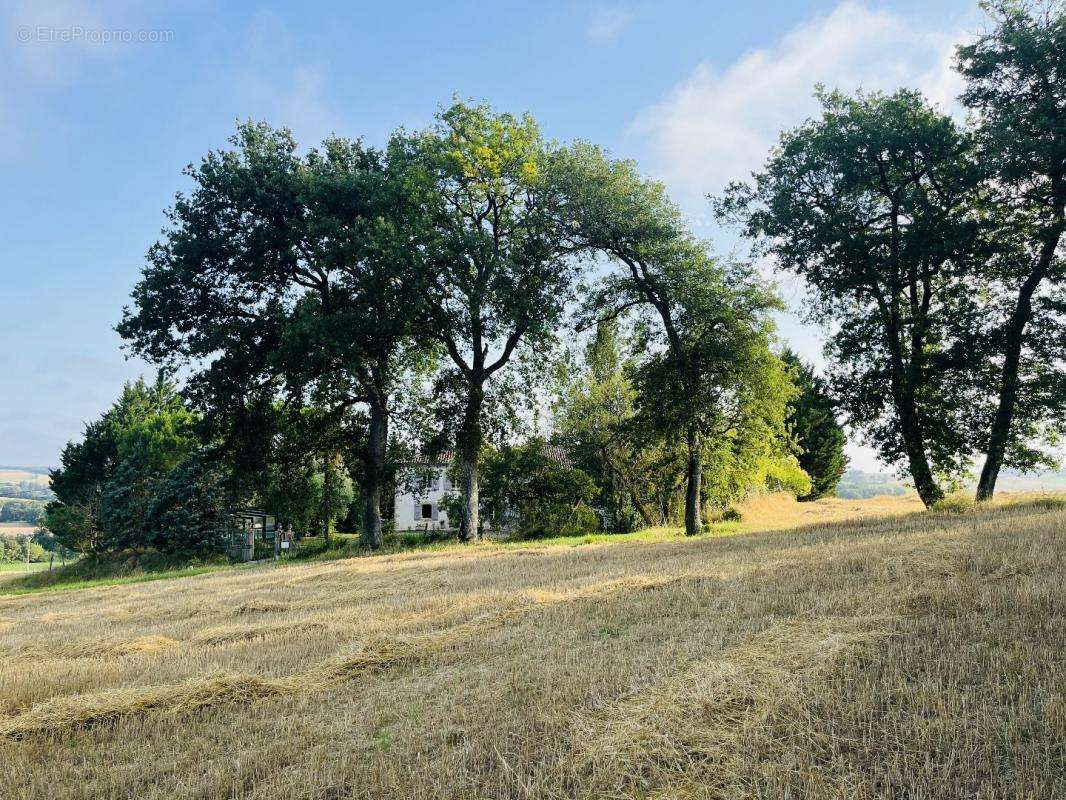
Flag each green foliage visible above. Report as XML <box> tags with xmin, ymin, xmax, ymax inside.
<box><xmin>552</xmin><ymin>142</ymin><xmax>796</xmax><ymax>533</ymax></box>
<box><xmin>720</xmin><ymin>89</ymin><xmax>984</xmax><ymax>507</ymax></box>
<box><xmin>481</xmin><ymin>439</ymin><xmax>598</xmax><ymax>539</ymax></box>
<box><xmin>118</xmin><ymin>121</ymin><xmax>432</xmax><ymax>549</ymax></box>
<box><xmin>931</xmin><ymin>494</ymin><xmax>976</xmax><ymax>514</ymax></box>
<box><xmin>144</xmin><ymin>454</ymin><xmax>231</xmax><ymax>556</ymax></box>
<box><xmin>956</xmin><ymin>2</ymin><xmax>1066</xmax><ymax>495</ymax></box>
<box><xmin>782</xmin><ymin>350</ymin><xmax>849</xmax><ymax>500</ymax></box>
<box><xmin>44</xmin><ymin>378</ymin><xmax>215</xmax><ymax>555</ymax></box>
<box><xmin>391</xmin><ymin>100</ymin><xmax>581</xmax><ymax>538</ymax></box>
<box><xmin>0</xmin><ymin>499</ymin><xmax>45</xmax><ymax>524</ymax></box>
<box><xmin>553</xmin><ymin>321</ymin><xmax>672</xmax><ymax>532</ymax></box>
<box><xmin>0</xmin><ymin>536</ymin><xmax>48</xmax><ymax>563</ymax></box>
<box><xmin>761</xmin><ymin>457</ymin><xmax>814</xmax><ymax>498</ymax></box>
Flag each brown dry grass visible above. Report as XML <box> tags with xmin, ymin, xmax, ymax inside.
<box><xmin>0</xmin><ymin>495</ymin><xmax>1062</xmax><ymax>799</ymax></box>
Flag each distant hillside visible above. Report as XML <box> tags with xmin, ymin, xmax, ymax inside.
<box><xmin>835</xmin><ymin>469</ymin><xmax>909</xmax><ymax>499</ymax></box>
<box><xmin>835</xmin><ymin>467</ymin><xmax>1066</xmax><ymax>499</ymax></box>
<box><xmin>0</xmin><ymin>467</ymin><xmax>54</xmax><ymax>502</ymax></box>
<box><xmin>992</xmin><ymin>469</ymin><xmax>1066</xmax><ymax>493</ymax></box>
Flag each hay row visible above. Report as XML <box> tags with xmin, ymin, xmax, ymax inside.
<box><xmin>568</xmin><ymin>616</ymin><xmax>892</xmax><ymax>799</ymax></box>
<box><xmin>0</xmin><ymin>540</ymin><xmax>949</xmax><ymax>743</ymax></box>
<box><xmin>0</xmin><ymin>601</ymin><xmax>528</xmax><ymax>740</ymax></box>
<box><xmin>0</xmin><ymin>569</ymin><xmax>693</xmax><ymax>741</ymax></box>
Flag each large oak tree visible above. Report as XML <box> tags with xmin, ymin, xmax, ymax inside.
<box><xmin>719</xmin><ymin>90</ymin><xmax>984</xmax><ymax>507</ymax></box>
<box><xmin>555</xmin><ymin>144</ymin><xmax>788</xmax><ymax>534</ymax></box>
<box><xmin>391</xmin><ymin>102</ymin><xmax>579</xmax><ymax>541</ymax></box>
<box><xmin>958</xmin><ymin>0</ymin><xmax>1066</xmax><ymax>499</ymax></box>
<box><xmin>120</xmin><ymin>124</ymin><xmax>426</xmax><ymax>547</ymax></box>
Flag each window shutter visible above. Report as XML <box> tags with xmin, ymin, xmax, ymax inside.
<box><xmin>431</xmin><ymin>503</ymin><xmax>439</xmax><ymax>521</ymax></box>
<box><xmin>413</xmin><ymin>500</ymin><xmax>421</xmax><ymax>520</ymax></box>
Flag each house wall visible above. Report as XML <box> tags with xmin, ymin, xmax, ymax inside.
<box><xmin>394</xmin><ymin>465</ymin><xmax>455</xmax><ymax>531</ymax></box>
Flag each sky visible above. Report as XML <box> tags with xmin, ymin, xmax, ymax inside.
<box><xmin>0</xmin><ymin>0</ymin><xmax>983</xmax><ymax>469</ymax></box>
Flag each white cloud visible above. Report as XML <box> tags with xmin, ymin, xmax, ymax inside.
<box><xmin>228</xmin><ymin>11</ymin><xmax>342</xmax><ymax>146</ymax></box>
<box><xmin>586</xmin><ymin>6</ymin><xmax>635</xmax><ymax>44</ymax></box>
<box><xmin>632</xmin><ymin>1</ymin><xmax>972</xmax><ymax>202</ymax></box>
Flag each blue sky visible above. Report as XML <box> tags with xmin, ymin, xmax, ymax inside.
<box><xmin>0</xmin><ymin>0</ymin><xmax>979</xmax><ymax>468</ymax></box>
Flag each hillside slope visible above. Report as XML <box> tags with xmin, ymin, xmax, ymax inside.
<box><xmin>0</xmin><ymin>500</ymin><xmax>1062</xmax><ymax>799</ymax></box>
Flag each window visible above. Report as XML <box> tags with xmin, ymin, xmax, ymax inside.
<box><xmin>421</xmin><ymin>503</ymin><xmax>432</xmax><ymax>519</ymax></box>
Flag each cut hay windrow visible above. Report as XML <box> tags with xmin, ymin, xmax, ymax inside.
<box><xmin>568</xmin><ymin>617</ymin><xmax>893</xmax><ymax>799</ymax></box>
<box><xmin>2</xmin><ymin>634</ymin><xmax>180</xmax><ymax>660</ymax></box>
<box><xmin>0</xmin><ymin>603</ymin><xmax>529</xmax><ymax>740</ymax></box>
<box><xmin>191</xmin><ymin>622</ymin><xmax>330</xmax><ymax>647</ymax></box>
<box><xmin>0</xmin><ymin>673</ymin><xmax>292</xmax><ymax>740</ymax></box>
<box><xmin>0</xmin><ymin>578</ymin><xmax>670</xmax><ymax>741</ymax></box>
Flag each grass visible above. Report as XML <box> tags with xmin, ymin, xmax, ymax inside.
<box><xmin>0</xmin><ymin>551</ymin><xmax>234</xmax><ymax>595</ymax></box>
<box><xmin>0</xmin><ymin>562</ymin><xmax>49</xmax><ymax>575</ymax></box>
<box><xmin>0</xmin><ymin>493</ymin><xmax>1062</xmax><ymax>798</ymax></box>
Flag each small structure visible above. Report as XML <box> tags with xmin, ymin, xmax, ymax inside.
<box><xmin>394</xmin><ymin>456</ymin><xmax>455</xmax><ymax>532</ymax></box>
<box><xmin>226</xmin><ymin>509</ymin><xmax>277</xmax><ymax>562</ymax></box>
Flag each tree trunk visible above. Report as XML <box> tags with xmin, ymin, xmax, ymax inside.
<box><xmin>457</xmin><ymin>385</ymin><xmax>484</xmax><ymax>542</ymax></box>
<box><xmin>360</xmin><ymin>401</ymin><xmax>387</xmax><ymax>549</ymax></box>
<box><xmin>884</xmin><ymin>316</ymin><xmax>943</xmax><ymax>509</ymax></box>
<box><xmin>976</xmin><ymin>312</ymin><xmax>1028</xmax><ymax>502</ymax></box>
<box><xmin>897</xmin><ymin>401</ymin><xmax>943</xmax><ymax>508</ymax></box>
<box><xmin>321</xmin><ymin>453</ymin><xmax>332</xmax><ymax>545</ymax></box>
<box><xmin>684</xmin><ymin>426</ymin><xmax>702</xmax><ymax>536</ymax></box>
<box><xmin>976</xmin><ymin>215</ymin><xmax>1063</xmax><ymax>501</ymax></box>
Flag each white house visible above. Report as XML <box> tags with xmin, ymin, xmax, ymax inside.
<box><xmin>393</xmin><ymin>445</ymin><xmax>574</xmax><ymax>534</ymax></box>
<box><xmin>394</xmin><ymin>457</ymin><xmax>456</xmax><ymax>532</ymax></box>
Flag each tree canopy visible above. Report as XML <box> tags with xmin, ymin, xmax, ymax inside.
<box><xmin>718</xmin><ymin>89</ymin><xmax>984</xmax><ymax>507</ymax></box>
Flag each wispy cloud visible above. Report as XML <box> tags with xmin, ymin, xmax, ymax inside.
<box><xmin>227</xmin><ymin>11</ymin><xmax>342</xmax><ymax>146</ymax></box>
<box><xmin>586</xmin><ymin>5</ymin><xmax>635</xmax><ymax>44</ymax></box>
<box><xmin>632</xmin><ymin>1</ymin><xmax>975</xmax><ymax>203</ymax></box>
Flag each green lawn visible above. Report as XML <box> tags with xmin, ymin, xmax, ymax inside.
<box><xmin>0</xmin><ymin>552</ymin><xmax>233</xmax><ymax>596</ymax></box>
<box><xmin>0</xmin><ymin>561</ymin><xmax>50</xmax><ymax>573</ymax></box>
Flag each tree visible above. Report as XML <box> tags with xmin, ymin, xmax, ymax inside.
<box><xmin>480</xmin><ymin>439</ymin><xmax>597</xmax><ymax>538</ymax></box>
<box><xmin>719</xmin><ymin>89</ymin><xmax>984</xmax><ymax>507</ymax></box>
<box><xmin>553</xmin><ymin>321</ymin><xmax>662</xmax><ymax>531</ymax></box>
<box><xmin>957</xmin><ymin>1</ymin><xmax>1066</xmax><ymax>499</ymax></box>
<box><xmin>552</xmin><ymin>144</ymin><xmax>787</xmax><ymax>534</ymax></box>
<box><xmin>119</xmin><ymin>124</ymin><xmax>426</xmax><ymax>548</ymax></box>
<box><xmin>44</xmin><ymin>377</ymin><xmax>200</xmax><ymax>553</ymax></box>
<box><xmin>144</xmin><ymin>452</ymin><xmax>232</xmax><ymax>556</ymax></box>
<box><xmin>781</xmin><ymin>350</ymin><xmax>849</xmax><ymax>500</ymax></box>
<box><xmin>392</xmin><ymin>101</ymin><xmax>579</xmax><ymax>541</ymax></box>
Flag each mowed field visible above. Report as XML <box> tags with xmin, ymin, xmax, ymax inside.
<box><xmin>0</xmin><ymin>522</ymin><xmax>38</xmax><ymax>540</ymax></box>
<box><xmin>0</xmin><ymin>469</ymin><xmax>50</xmax><ymax>487</ymax></box>
<box><xmin>0</xmin><ymin>495</ymin><xmax>1062</xmax><ymax>799</ymax></box>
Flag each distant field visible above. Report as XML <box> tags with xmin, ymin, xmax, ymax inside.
<box><xmin>0</xmin><ymin>493</ymin><xmax>1061</xmax><ymax>799</ymax></box>
<box><xmin>0</xmin><ymin>522</ymin><xmax>37</xmax><ymax>539</ymax></box>
<box><xmin>0</xmin><ymin>469</ymin><xmax>50</xmax><ymax>487</ymax></box>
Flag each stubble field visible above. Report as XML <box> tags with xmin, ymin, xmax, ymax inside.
<box><xmin>0</xmin><ymin>495</ymin><xmax>1062</xmax><ymax>799</ymax></box>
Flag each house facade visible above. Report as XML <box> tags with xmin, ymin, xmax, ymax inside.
<box><xmin>394</xmin><ymin>460</ymin><xmax>456</xmax><ymax>532</ymax></box>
